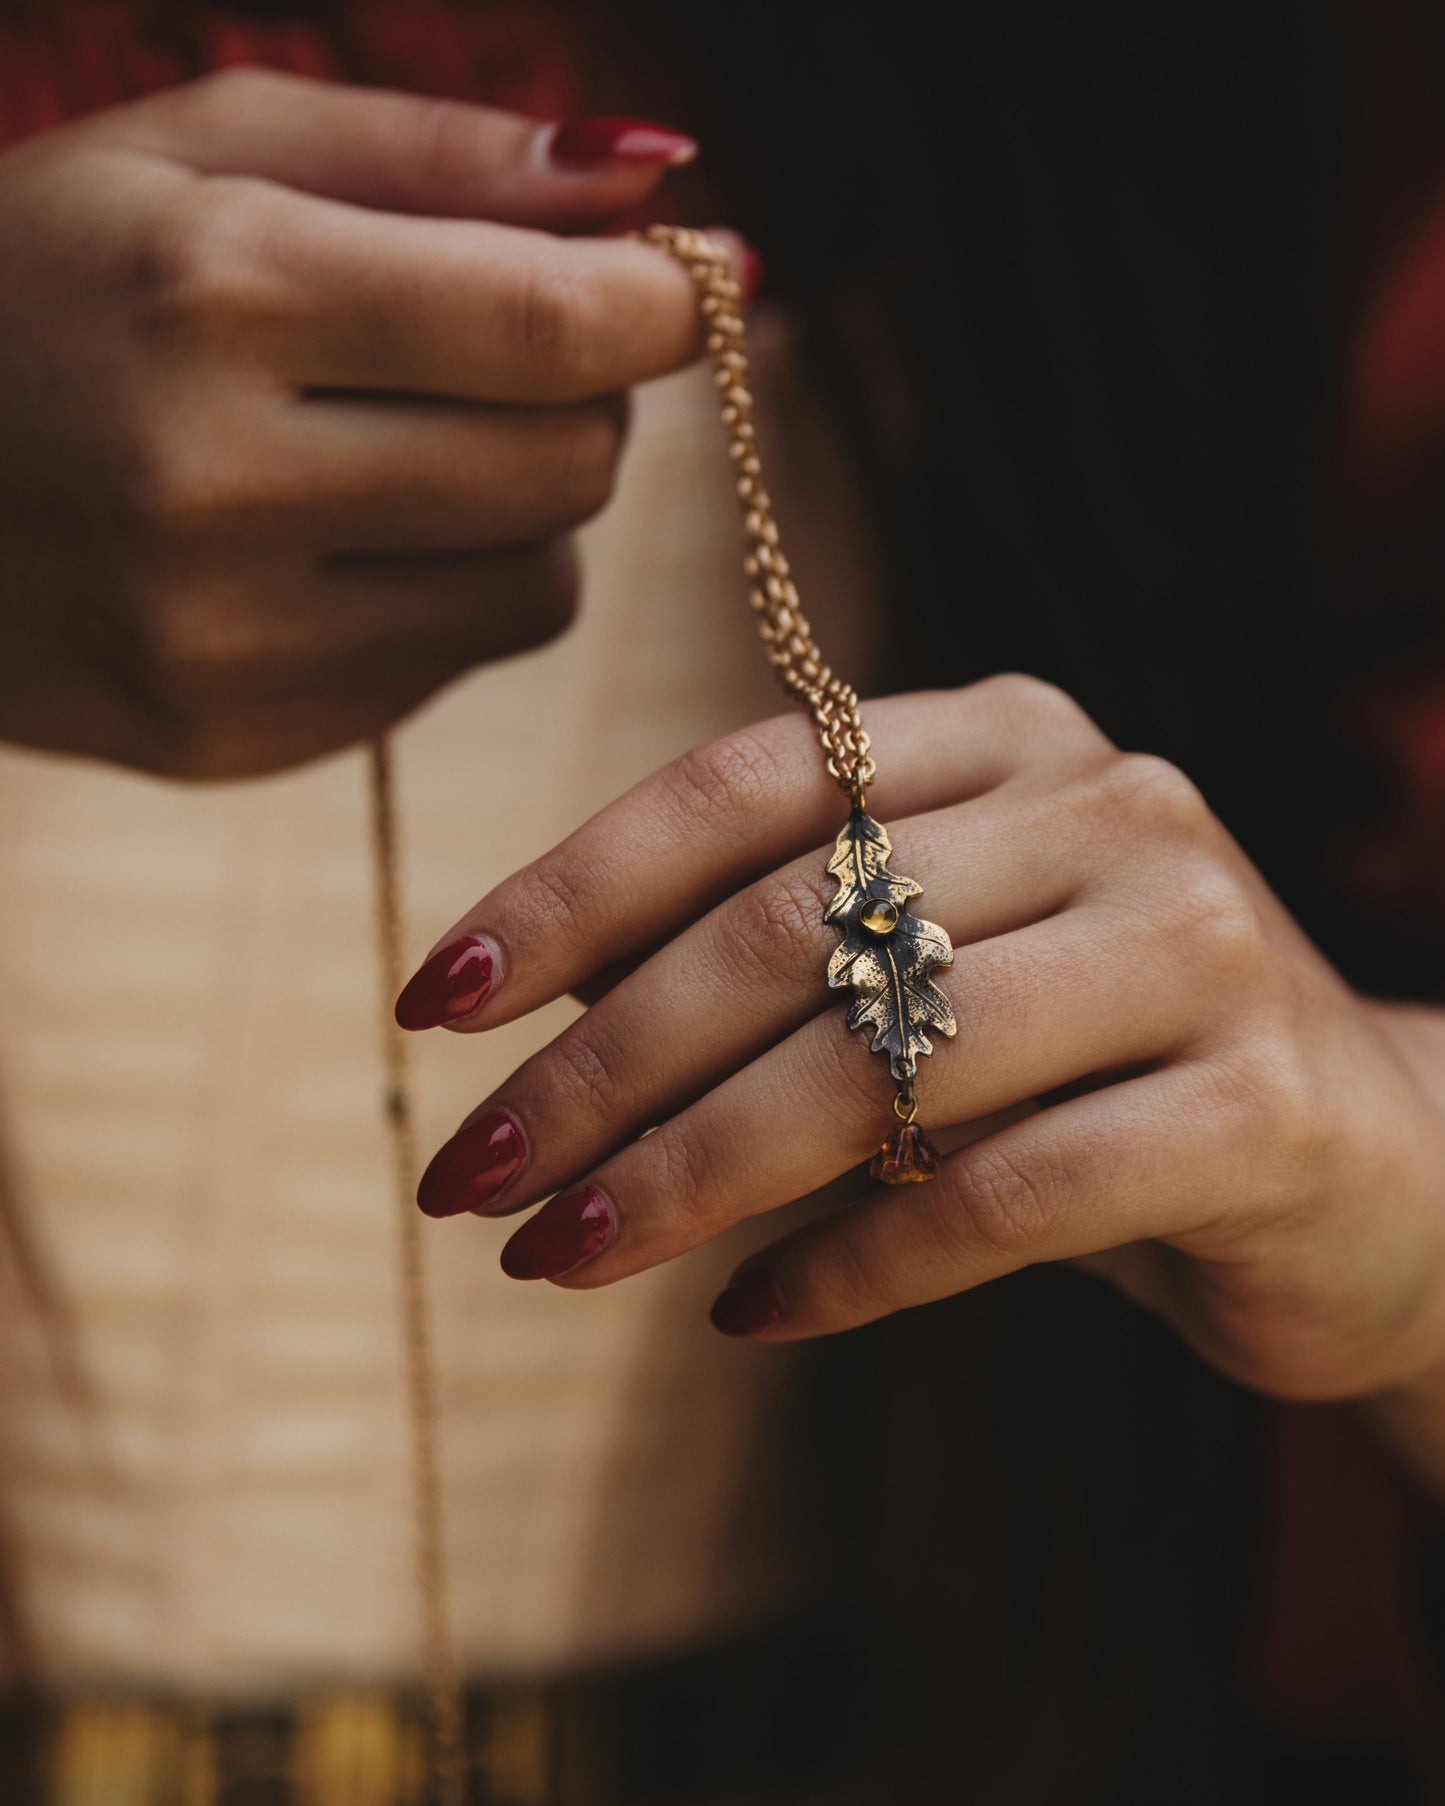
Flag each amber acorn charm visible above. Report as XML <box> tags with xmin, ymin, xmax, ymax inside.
<box><xmin>870</xmin><ymin>1120</ymin><xmax>942</xmax><ymax>1185</ymax></box>
<box><xmin>824</xmin><ymin>807</ymin><xmax>956</xmax><ymax>1184</ymax></box>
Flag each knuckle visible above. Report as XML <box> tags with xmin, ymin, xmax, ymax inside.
<box><xmin>1096</xmin><ymin>752</ymin><xmax>1211</xmax><ymax>835</ymax></box>
<box><xmin>142</xmin><ymin>716</ymin><xmax>235</xmax><ymax>782</ymax></box>
<box><xmin>405</xmin><ymin>96</ymin><xmax>491</xmax><ymax>192</ymax></box>
<box><xmin>545</xmin><ymin>1022</ymin><xmax>620</xmax><ymax>1125</ymax></box>
<box><xmin>649</xmin><ymin>1118</ymin><xmax>711</xmax><ymax>1221</ymax></box>
<box><xmin>1261</xmin><ymin>1042</ymin><xmax>1331</xmax><ymax>1178</ymax></box>
<box><xmin>970</xmin><ymin>671</ymin><xmax>1095</xmax><ymax>734</ymax></box>
<box><xmin>494</xmin><ymin>540</ymin><xmax>581</xmax><ymax>654</ymax></box>
<box><xmin>523</xmin><ymin>851</ymin><xmax>595</xmax><ymax>942</ymax></box>
<box><xmin>715</xmin><ymin>867</ymin><xmax>827</xmax><ymax>986</ymax></box>
<box><xmin>514</xmin><ymin>259</ymin><xmax>604</xmax><ymax>391</ymax></box>
<box><xmin>948</xmin><ymin>930</ymin><xmax>1031</xmax><ymax>1049</ymax></box>
<box><xmin>1161</xmin><ymin>862</ymin><xmax>1265</xmax><ymax>981</ymax></box>
<box><xmin>126</xmin><ymin>589</ymin><xmax>245</xmax><ymax>709</ymax></box>
<box><xmin>952</xmin><ymin>1141</ymin><xmax>1062</xmax><ymax>1255</ymax></box>
<box><xmin>122</xmin><ymin>691</ymin><xmax>210</xmax><ymax>778</ymax></box>
<box><xmin>813</xmin><ymin>1234</ymin><xmax>887</xmax><ymax>1325</ymax></box>
<box><xmin>186</xmin><ymin>66</ymin><xmax>295</xmax><ymax>117</ymax></box>
<box><xmin>665</xmin><ymin>728</ymin><xmax>785</xmax><ymax>829</ymax></box>
<box><xmin>118</xmin><ymin>423</ymin><xmax>251</xmax><ymax>538</ymax></box>
<box><xmin>1212</xmin><ymin>1032</ymin><xmax>1329</xmax><ymax>1203</ymax></box>
<box><xmin>131</xmin><ymin>175</ymin><xmax>283</xmax><ymax>346</ymax></box>
<box><xmin>548</xmin><ymin>402</ymin><xmax>624</xmax><ymax>523</ymax></box>
<box><xmin>120</xmin><ymin>636</ymin><xmax>262</xmax><ymax>780</ymax></box>
<box><xmin>119</xmin><ymin>398</ymin><xmax>285</xmax><ymax>541</ymax></box>
<box><xmin>127</xmin><ymin>179</ymin><xmax>290</xmax><ymax>377</ymax></box>
<box><xmin>809</xmin><ymin>1018</ymin><xmax>893</xmax><ymax>1137</ymax></box>
<box><xmin>523</xmin><ymin>852</ymin><xmax>588</xmax><ymax>939</ymax></box>
<box><xmin>530</xmin><ymin>541</ymin><xmax>583</xmax><ymax>635</ymax></box>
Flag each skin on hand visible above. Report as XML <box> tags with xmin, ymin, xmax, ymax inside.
<box><xmin>404</xmin><ymin>674</ymin><xmax>1445</xmax><ymax>1438</ymax></box>
<box><xmin>0</xmin><ymin>69</ymin><xmax>711</xmax><ymax>777</ymax></box>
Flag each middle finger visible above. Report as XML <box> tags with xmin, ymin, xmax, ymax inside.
<box><xmin>419</xmin><ymin>776</ymin><xmax>1114</xmax><ymax>1220</ymax></box>
<box><xmin>495</xmin><ymin>892</ymin><xmax>1199</xmax><ymax>1287</ymax></box>
<box><xmin>288</xmin><ymin>393</ymin><xmax>627</xmax><ymax>552</ymax></box>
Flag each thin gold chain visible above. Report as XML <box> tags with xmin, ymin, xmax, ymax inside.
<box><xmin>640</xmin><ymin>225</ymin><xmax>877</xmax><ymax>804</ymax></box>
<box><xmin>363</xmin><ymin>231</ymin><xmax>874</xmax><ymax>1806</ymax></box>
<box><xmin>368</xmin><ymin>737</ymin><xmax>467</xmax><ymax>1806</ymax></box>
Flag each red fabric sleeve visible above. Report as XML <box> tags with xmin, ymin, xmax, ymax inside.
<box><xmin>0</xmin><ymin>1</ymin><xmax>584</xmax><ymax>147</ymax></box>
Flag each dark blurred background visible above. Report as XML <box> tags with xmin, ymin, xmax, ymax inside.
<box><xmin>2</xmin><ymin>2</ymin><xmax>1444</xmax><ymax>1800</ymax></box>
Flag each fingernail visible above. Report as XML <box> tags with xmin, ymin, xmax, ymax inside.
<box><xmin>417</xmin><ymin>1109</ymin><xmax>528</xmax><ymax>1218</ymax></box>
<box><xmin>702</xmin><ymin>228</ymin><xmax>763</xmax><ymax>305</ymax></box>
<box><xmin>738</xmin><ymin>241</ymin><xmax>764</xmax><ymax>304</ymax></box>
<box><xmin>395</xmin><ymin>934</ymin><xmax>497</xmax><ymax>1031</ymax></box>
<box><xmin>709</xmin><ymin>1270</ymin><xmax>785</xmax><ymax>1337</ymax></box>
<box><xmin>500</xmin><ymin>1185</ymin><xmax>615</xmax><ymax>1281</ymax></box>
<box><xmin>548</xmin><ymin>116</ymin><xmax>698</xmax><ymax>168</ymax></box>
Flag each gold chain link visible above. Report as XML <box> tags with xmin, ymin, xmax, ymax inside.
<box><xmin>368</xmin><ymin>738</ymin><xmax>467</xmax><ymax>1806</ymax></box>
<box><xmin>640</xmin><ymin>226</ymin><xmax>877</xmax><ymax>805</ymax></box>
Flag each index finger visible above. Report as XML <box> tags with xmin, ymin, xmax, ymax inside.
<box><xmin>268</xmin><ymin>197</ymin><xmax>711</xmax><ymax>401</ymax></box>
<box><xmin>394</xmin><ymin>678</ymin><xmax>1110</xmax><ymax>1034</ymax></box>
<box><xmin>109</xmin><ymin>68</ymin><xmax>695</xmax><ymax>229</ymax></box>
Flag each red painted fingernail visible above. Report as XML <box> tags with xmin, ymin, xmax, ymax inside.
<box><xmin>395</xmin><ymin>934</ymin><xmax>496</xmax><ymax>1031</ymax></box>
<box><xmin>549</xmin><ymin>116</ymin><xmax>698</xmax><ymax>167</ymax></box>
<box><xmin>739</xmin><ymin>241</ymin><xmax>764</xmax><ymax>304</ymax></box>
<box><xmin>500</xmin><ymin>1185</ymin><xmax>615</xmax><ymax>1281</ymax></box>
<box><xmin>703</xmin><ymin>228</ymin><xmax>763</xmax><ymax>304</ymax></box>
<box><xmin>417</xmin><ymin>1109</ymin><xmax>528</xmax><ymax>1218</ymax></box>
<box><xmin>709</xmin><ymin>1270</ymin><xmax>785</xmax><ymax>1337</ymax></box>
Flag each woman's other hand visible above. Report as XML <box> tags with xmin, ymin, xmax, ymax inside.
<box><xmin>0</xmin><ymin>69</ymin><xmax>707</xmax><ymax>776</ymax></box>
<box><xmin>405</xmin><ymin>676</ymin><xmax>1445</xmax><ymax>1446</ymax></box>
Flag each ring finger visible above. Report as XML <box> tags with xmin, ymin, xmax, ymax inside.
<box><xmin>289</xmin><ymin>393</ymin><xmax>627</xmax><ymax>552</ymax></box>
<box><xmin>144</xmin><ymin>540</ymin><xmax>578</xmax><ymax>709</ymax></box>
<box><xmin>711</xmin><ymin>1062</ymin><xmax>1239</xmax><ymax>1342</ymax></box>
<box><xmin>418</xmin><ymin>779</ymin><xmax>1095</xmax><ymax>1220</ymax></box>
<box><xmin>485</xmin><ymin>892</ymin><xmax>1202</xmax><ymax>1287</ymax></box>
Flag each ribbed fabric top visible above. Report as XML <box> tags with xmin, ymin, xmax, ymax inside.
<box><xmin>0</xmin><ymin>331</ymin><xmax>885</xmax><ymax>1694</ymax></box>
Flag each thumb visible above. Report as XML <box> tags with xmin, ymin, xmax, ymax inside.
<box><xmin>103</xmin><ymin>67</ymin><xmax>696</xmax><ymax>230</ymax></box>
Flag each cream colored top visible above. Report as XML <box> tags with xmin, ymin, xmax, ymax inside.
<box><xmin>0</xmin><ymin>319</ymin><xmax>882</xmax><ymax>1698</ymax></box>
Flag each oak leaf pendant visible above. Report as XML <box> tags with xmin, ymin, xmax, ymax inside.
<box><xmin>824</xmin><ymin>808</ymin><xmax>956</xmax><ymax>1082</ymax></box>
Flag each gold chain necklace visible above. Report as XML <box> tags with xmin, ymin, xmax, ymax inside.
<box><xmin>366</xmin><ymin>226</ymin><xmax>956</xmax><ymax>1806</ymax></box>
<box><xmin>369</xmin><ymin>738</ymin><xmax>467</xmax><ymax>1806</ymax></box>
<box><xmin>641</xmin><ymin>226</ymin><xmax>957</xmax><ymax>1165</ymax></box>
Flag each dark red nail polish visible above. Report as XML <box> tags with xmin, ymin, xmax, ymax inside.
<box><xmin>417</xmin><ymin>1109</ymin><xmax>527</xmax><ymax>1218</ymax></box>
<box><xmin>395</xmin><ymin>935</ymin><xmax>496</xmax><ymax>1031</ymax></box>
<box><xmin>500</xmin><ymin>1185</ymin><xmax>615</xmax><ymax>1281</ymax></box>
<box><xmin>549</xmin><ymin>116</ymin><xmax>697</xmax><ymax>167</ymax></box>
<box><xmin>738</xmin><ymin>241</ymin><xmax>764</xmax><ymax>304</ymax></box>
<box><xmin>709</xmin><ymin>1270</ymin><xmax>785</xmax><ymax>1337</ymax></box>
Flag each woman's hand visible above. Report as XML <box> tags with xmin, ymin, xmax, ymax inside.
<box><xmin>0</xmin><ymin>69</ymin><xmax>708</xmax><ymax>776</ymax></box>
<box><xmin>402</xmin><ymin>675</ymin><xmax>1445</xmax><ymax>1421</ymax></box>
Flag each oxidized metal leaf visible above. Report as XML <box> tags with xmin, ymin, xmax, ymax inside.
<box><xmin>824</xmin><ymin>808</ymin><xmax>956</xmax><ymax>1081</ymax></box>
<box><xmin>823</xmin><ymin>810</ymin><xmax>921</xmax><ymax>920</ymax></box>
